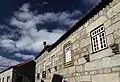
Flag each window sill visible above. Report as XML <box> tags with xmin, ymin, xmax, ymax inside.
<box><xmin>64</xmin><ymin>61</ymin><xmax>74</xmax><ymax>68</ymax></box>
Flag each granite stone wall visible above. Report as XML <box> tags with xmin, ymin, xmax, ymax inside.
<box><xmin>36</xmin><ymin>0</ymin><xmax>120</xmax><ymax>82</ymax></box>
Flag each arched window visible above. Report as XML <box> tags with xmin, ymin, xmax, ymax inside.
<box><xmin>64</xmin><ymin>42</ymin><xmax>72</xmax><ymax>63</ymax></box>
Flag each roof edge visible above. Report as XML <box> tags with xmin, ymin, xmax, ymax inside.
<box><xmin>47</xmin><ymin>0</ymin><xmax>113</xmax><ymax>52</ymax></box>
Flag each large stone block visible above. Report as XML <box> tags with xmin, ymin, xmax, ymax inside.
<box><xmin>114</xmin><ymin>30</ymin><xmax>120</xmax><ymax>39</ymax></box>
<box><xmin>72</xmin><ymin>40</ymin><xmax>79</xmax><ymax>50</ymax></box>
<box><xmin>75</xmin><ymin>65</ymin><xmax>84</xmax><ymax>72</ymax></box>
<box><xmin>104</xmin><ymin>19</ymin><xmax>112</xmax><ymax>28</ymax></box>
<box><xmin>111</xmin><ymin>13</ymin><xmax>120</xmax><ymax>24</ymax></box>
<box><xmin>79</xmin><ymin>75</ymin><xmax>91</xmax><ymax>82</ymax></box>
<box><xmin>106</xmin><ymin>33</ymin><xmax>115</xmax><ymax>46</ymax></box>
<box><xmin>105</xmin><ymin>25</ymin><xmax>114</xmax><ymax>35</ymax></box>
<box><xmin>92</xmin><ymin>73</ymin><xmax>119</xmax><ymax>82</ymax></box>
<box><xmin>115</xmin><ymin>37</ymin><xmax>120</xmax><ymax>44</ymax></box>
<box><xmin>101</xmin><ymin>55</ymin><xmax>120</xmax><ymax>68</ymax></box>
<box><xmin>80</xmin><ymin>37</ymin><xmax>91</xmax><ymax>48</ymax></box>
<box><xmin>110</xmin><ymin>0</ymin><xmax>120</xmax><ymax>7</ymax></box>
<box><xmin>78</xmin><ymin>57</ymin><xmax>86</xmax><ymax>65</ymax></box>
<box><xmin>86</xmin><ymin>16</ymin><xmax>108</xmax><ymax>33</ymax></box>
<box><xmin>85</xmin><ymin>60</ymin><xmax>102</xmax><ymax>71</ymax></box>
<box><xmin>68</xmin><ymin>66</ymin><xmax>76</xmax><ymax>74</ymax></box>
<box><xmin>90</xmin><ymin>48</ymin><xmax>113</xmax><ymax>61</ymax></box>
<box><xmin>107</xmin><ymin>2</ymin><xmax>120</xmax><ymax>18</ymax></box>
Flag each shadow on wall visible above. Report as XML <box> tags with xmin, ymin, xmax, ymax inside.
<box><xmin>40</xmin><ymin>74</ymin><xmax>68</xmax><ymax>82</ymax></box>
<box><xmin>52</xmin><ymin>74</ymin><xmax>68</xmax><ymax>82</ymax></box>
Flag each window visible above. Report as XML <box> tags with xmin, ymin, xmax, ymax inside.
<box><xmin>91</xmin><ymin>25</ymin><xmax>107</xmax><ymax>53</ymax></box>
<box><xmin>42</xmin><ymin>71</ymin><xmax>46</xmax><ymax>78</ymax></box>
<box><xmin>64</xmin><ymin>43</ymin><xmax>72</xmax><ymax>63</ymax></box>
<box><xmin>7</xmin><ymin>76</ymin><xmax>10</xmax><ymax>82</ymax></box>
<box><xmin>2</xmin><ymin>78</ymin><xmax>4</xmax><ymax>82</ymax></box>
<box><xmin>37</xmin><ymin>73</ymin><xmax>40</xmax><ymax>79</ymax></box>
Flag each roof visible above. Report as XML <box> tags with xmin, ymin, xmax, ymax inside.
<box><xmin>14</xmin><ymin>60</ymin><xmax>34</xmax><ymax>67</ymax></box>
<box><xmin>47</xmin><ymin>0</ymin><xmax>113</xmax><ymax>51</ymax></box>
<box><xmin>0</xmin><ymin>60</ymin><xmax>34</xmax><ymax>74</ymax></box>
<box><xmin>35</xmin><ymin>0</ymin><xmax>113</xmax><ymax>59</ymax></box>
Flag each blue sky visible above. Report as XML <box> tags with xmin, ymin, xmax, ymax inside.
<box><xmin>0</xmin><ymin>0</ymin><xmax>100</xmax><ymax>71</ymax></box>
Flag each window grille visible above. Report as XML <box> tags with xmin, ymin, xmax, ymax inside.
<box><xmin>65</xmin><ymin>44</ymin><xmax>72</xmax><ymax>63</ymax></box>
<box><xmin>91</xmin><ymin>25</ymin><xmax>107</xmax><ymax>52</ymax></box>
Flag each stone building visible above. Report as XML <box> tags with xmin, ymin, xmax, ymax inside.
<box><xmin>35</xmin><ymin>0</ymin><xmax>120</xmax><ymax>82</ymax></box>
<box><xmin>0</xmin><ymin>60</ymin><xmax>35</xmax><ymax>82</ymax></box>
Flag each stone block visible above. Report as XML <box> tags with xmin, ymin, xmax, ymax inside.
<box><xmin>105</xmin><ymin>25</ymin><xmax>114</xmax><ymax>35</ymax></box>
<box><xmin>72</xmin><ymin>41</ymin><xmax>79</xmax><ymax>50</ymax></box>
<box><xmin>81</xmin><ymin>51</ymin><xmax>89</xmax><ymax>57</ymax></box>
<box><xmin>107</xmin><ymin>2</ymin><xmax>120</xmax><ymax>18</ymax></box>
<box><xmin>86</xmin><ymin>16</ymin><xmax>108</xmax><ymax>33</ymax></box>
<box><xmin>97</xmin><ymin>69</ymin><xmax>104</xmax><ymax>74</ymax></box>
<box><xmin>75</xmin><ymin>65</ymin><xmax>84</xmax><ymax>72</ymax></box>
<box><xmin>101</xmin><ymin>55</ymin><xmax>120</xmax><ymax>68</ymax></box>
<box><xmin>74</xmin><ymin>60</ymin><xmax>79</xmax><ymax>65</ymax></box>
<box><xmin>80</xmin><ymin>38</ymin><xmax>91</xmax><ymax>48</ymax></box>
<box><xmin>85</xmin><ymin>60</ymin><xmax>102</xmax><ymax>71</ymax></box>
<box><xmin>112</xmin><ymin>66</ymin><xmax>120</xmax><ymax>72</ymax></box>
<box><xmin>90</xmin><ymin>48</ymin><xmax>113</xmax><ymax>61</ymax></box>
<box><xmin>68</xmin><ymin>66</ymin><xmax>76</xmax><ymax>74</ymax></box>
<box><xmin>104</xmin><ymin>20</ymin><xmax>112</xmax><ymax>28</ymax></box>
<box><xmin>115</xmin><ymin>38</ymin><xmax>120</xmax><ymax>44</ymax></box>
<box><xmin>111</xmin><ymin>14</ymin><xmax>120</xmax><ymax>24</ymax></box>
<box><xmin>106</xmin><ymin>33</ymin><xmax>115</xmax><ymax>46</ymax></box>
<box><xmin>114</xmin><ymin>30</ymin><xmax>120</xmax><ymax>39</ymax></box>
<box><xmin>78</xmin><ymin>57</ymin><xmax>86</xmax><ymax>65</ymax></box>
<box><xmin>110</xmin><ymin>0</ymin><xmax>120</xmax><ymax>7</ymax></box>
<box><xmin>104</xmin><ymin>68</ymin><xmax>112</xmax><ymax>73</ymax></box>
<box><xmin>79</xmin><ymin>75</ymin><xmax>91</xmax><ymax>82</ymax></box>
<box><xmin>111</xmin><ymin>17</ymin><xmax>120</xmax><ymax>31</ymax></box>
<box><xmin>92</xmin><ymin>73</ymin><xmax>119</xmax><ymax>82</ymax></box>
<box><xmin>74</xmin><ymin>55</ymin><xmax>79</xmax><ymax>60</ymax></box>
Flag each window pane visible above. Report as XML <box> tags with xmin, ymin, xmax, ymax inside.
<box><xmin>65</xmin><ymin>45</ymin><xmax>72</xmax><ymax>63</ymax></box>
<box><xmin>91</xmin><ymin>25</ymin><xmax>107</xmax><ymax>52</ymax></box>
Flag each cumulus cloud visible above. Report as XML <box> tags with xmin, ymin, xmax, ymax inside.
<box><xmin>0</xmin><ymin>39</ymin><xmax>18</xmax><ymax>52</ymax></box>
<box><xmin>14</xmin><ymin>53</ymin><xmax>35</xmax><ymax>60</ymax></box>
<box><xmin>6</xmin><ymin>3</ymin><xmax>81</xmax><ymax>52</ymax></box>
<box><xmin>0</xmin><ymin>3</ymin><xmax>81</xmax><ymax>53</ymax></box>
<box><xmin>0</xmin><ymin>56</ymin><xmax>19</xmax><ymax>71</ymax></box>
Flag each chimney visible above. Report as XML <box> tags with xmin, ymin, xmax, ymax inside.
<box><xmin>43</xmin><ymin>41</ymin><xmax>46</xmax><ymax>48</ymax></box>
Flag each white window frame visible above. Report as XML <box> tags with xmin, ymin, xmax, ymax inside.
<box><xmin>64</xmin><ymin>43</ymin><xmax>72</xmax><ymax>63</ymax></box>
<box><xmin>91</xmin><ymin>25</ymin><xmax>107</xmax><ymax>53</ymax></box>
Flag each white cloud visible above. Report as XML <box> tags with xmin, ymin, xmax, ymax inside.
<box><xmin>15</xmin><ymin>29</ymin><xmax>66</xmax><ymax>52</ymax></box>
<box><xmin>20</xmin><ymin>3</ymin><xmax>30</xmax><ymax>12</ymax></box>
<box><xmin>0</xmin><ymin>56</ymin><xmax>19</xmax><ymax>71</ymax></box>
<box><xmin>0</xmin><ymin>39</ymin><xmax>18</xmax><ymax>52</ymax></box>
<box><xmin>14</xmin><ymin>53</ymin><xmax>35</xmax><ymax>60</ymax></box>
<box><xmin>0</xmin><ymin>3</ymin><xmax>81</xmax><ymax>53</ymax></box>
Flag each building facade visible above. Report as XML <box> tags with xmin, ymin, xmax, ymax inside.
<box><xmin>0</xmin><ymin>68</ymin><xmax>13</xmax><ymax>82</ymax></box>
<box><xmin>0</xmin><ymin>60</ymin><xmax>35</xmax><ymax>82</ymax></box>
<box><xmin>35</xmin><ymin>0</ymin><xmax>120</xmax><ymax>82</ymax></box>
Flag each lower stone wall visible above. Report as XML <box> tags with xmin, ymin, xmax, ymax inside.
<box><xmin>45</xmin><ymin>66</ymin><xmax>120</xmax><ymax>82</ymax></box>
<box><xmin>35</xmin><ymin>0</ymin><xmax>120</xmax><ymax>82</ymax></box>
